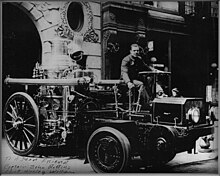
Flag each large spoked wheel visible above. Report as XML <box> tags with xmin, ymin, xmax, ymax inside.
<box><xmin>87</xmin><ymin>127</ymin><xmax>131</xmax><ymax>173</ymax></box>
<box><xmin>3</xmin><ymin>92</ymin><xmax>39</xmax><ymax>156</ymax></box>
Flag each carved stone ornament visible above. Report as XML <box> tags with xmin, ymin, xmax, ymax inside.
<box><xmin>109</xmin><ymin>12</ymin><xmax>116</xmax><ymax>22</ymax></box>
<box><xmin>84</xmin><ymin>28</ymin><xmax>99</xmax><ymax>43</ymax></box>
<box><xmin>135</xmin><ymin>33</ymin><xmax>146</xmax><ymax>43</ymax></box>
<box><xmin>81</xmin><ymin>2</ymin><xmax>99</xmax><ymax>43</ymax></box>
<box><xmin>103</xmin><ymin>30</ymin><xmax>118</xmax><ymax>53</ymax></box>
<box><xmin>57</xmin><ymin>2</ymin><xmax>99</xmax><ymax>43</ymax></box>
<box><xmin>107</xmin><ymin>42</ymin><xmax>120</xmax><ymax>53</ymax></box>
<box><xmin>57</xmin><ymin>2</ymin><xmax>76</xmax><ymax>39</ymax></box>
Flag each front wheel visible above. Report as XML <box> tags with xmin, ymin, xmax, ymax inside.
<box><xmin>141</xmin><ymin>126</ymin><xmax>176</xmax><ymax>166</ymax></box>
<box><xmin>87</xmin><ymin>127</ymin><xmax>131</xmax><ymax>173</ymax></box>
<box><xmin>3</xmin><ymin>92</ymin><xmax>39</xmax><ymax>156</ymax></box>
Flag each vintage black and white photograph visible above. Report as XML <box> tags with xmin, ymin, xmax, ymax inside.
<box><xmin>1</xmin><ymin>1</ymin><xmax>219</xmax><ymax>174</ymax></box>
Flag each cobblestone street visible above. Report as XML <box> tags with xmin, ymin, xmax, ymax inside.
<box><xmin>1</xmin><ymin>128</ymin><xmax>218</xmax><ymax>174</ymax></box>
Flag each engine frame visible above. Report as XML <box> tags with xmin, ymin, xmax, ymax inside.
<box><xmin>3</xmin><ymin>64</ymin><xmax>215</xmax><ymax>173</ymax></box>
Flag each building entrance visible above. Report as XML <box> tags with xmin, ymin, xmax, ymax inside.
<box><xmin>2</xmin><ymin>3</ymin><xmax>42</xmax><ymax>106</ymax></box>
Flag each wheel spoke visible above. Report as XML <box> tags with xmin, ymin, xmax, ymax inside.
<box><xmin>24</xmin><ymin>123</ymin><xmax>35</xmax><ymax>128</ymax></box>
<box><xmin>5</xmin><ymin>126</ymin><xmax>14</xmax><ymax>132</ymax></box>
<box><xmin>17</xmin><ymin>101</ymin><xmax>21</xmax><ymax>111</ymax></box>
<box><xmin>21</xmin><ymin>99</ymin><xmax>27</xmax><ymax>115</ymax></box>
<box><xmin>20</xmin><ymin>139</ymin><xmax>23</xmax><ymax>150</ymax></box>
<box><xmin>23</xmin><ymin>129</ymin><xmax>32</xmax><ymax>144</ymax></box>
<box><xmin>23</xmin><ymin>127</ymin><xmax>35</xmax><ymax>138</ymax></box>
<box><xmin>5</xmin><ymin>120</ymin><xmax>14</xmax><ymax>124</ymax></box>
<box><xmin>7</xmin><ymin>111</ymin><xmax>16</xmax><ymax>120</ymax></box>
<box><xmin>14</xmin><ymin>139</ymin><xmax>18</xmax><ymax>148</ymax></box>
<box><xmin>23</xmin><ymin>116</ymin><xmax>34</xmax><ymax>123</ymax></box>
<box><xmin>9</xmin><ymin>131</ymin><xmax>16</xmax><ymax>141</ymax></box>
<box><xmin>10</xmin><ymin>104</ymin><xmax>18</xmax><ymax>118</ymax></box>
<box><xmin>14</xmin><ymin>100</ymin><xmax>19</xmax><ymax>114</ymax></box>
<box><xmin>24</xmin><ymin>140</ymin><xmax>28</xmax><ymax>149</ymax></box>
<box><xmin>22</xmin><ymin>99</ymin><xmax>26</xmax><ymax>111</ymax></box>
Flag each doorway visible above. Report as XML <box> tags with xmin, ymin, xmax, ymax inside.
<box><xmin>2</xmin><ymin>3</ymin><xmax>42</xmax><ymax>107</ymax></box>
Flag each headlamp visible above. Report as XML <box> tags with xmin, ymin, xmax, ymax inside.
<box><xmin>188</xmin><ymin>107</ymin><xmax>200</xmax><ymax>123</ymax></box>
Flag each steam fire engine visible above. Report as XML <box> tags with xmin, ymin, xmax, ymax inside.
<box><xmin>3</xmin><ymin>40</ymin><xmax>215</xmax><ymax>173</ymax></box>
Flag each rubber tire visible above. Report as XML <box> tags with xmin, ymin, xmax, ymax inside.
<box><xmin>141</xmin><ymin>126</ymin><xmax>176</xmax><ymax>166</ymax></box>
<box><xmin>87</xmin><ymin>126</ymin><xmax>131</xmax><ymax>173</ymax></box>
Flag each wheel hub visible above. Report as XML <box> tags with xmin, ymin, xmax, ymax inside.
<box><xmin>98</xmin><ymin>137</ymin><xmax>119</xmax><ymax>166</ymax></box>
<box><xmin>156</xmin><ymin>137</ymin><xmax>167</xmax><ymax>151</ymax></box>
<box><xmin>13</xmin><ymin>117</ymin><xmax>23</xmax><ymax>130</ymax></box>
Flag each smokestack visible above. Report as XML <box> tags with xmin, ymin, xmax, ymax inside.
<box><xmin>68</xmin><ymin>35</ymin><xmax>84</xmax><ymax>61</ymax></box>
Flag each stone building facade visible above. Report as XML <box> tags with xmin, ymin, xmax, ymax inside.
<box><xmin>3</xmin><ymin>1</ymin><xmax>102</xmax><ymax>80</ymax></box>
<box><xmin>2</xmin><ymin>1</ymin><xmax>218</xmax><ymax>102</ymax></box>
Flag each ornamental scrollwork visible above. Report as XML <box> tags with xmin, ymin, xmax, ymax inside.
<box><xmin>82</xmin><ymin>2</ymin><xmax>93</xmax><ymax>30</ymax></box>
<box><xmin>55</xmin><ymin>24</ymin><xmax>74</xmax><ymax>39</ymax></box>
<box><xmin>84</xmin><ymin>28</ymin><xmax>99</xmax><ymax>43</ymax></box>
<box><xmin>57</xmin><ymin>2</ymin><xmax>73</xmax><ymax>39</ymax></box>
<box><xmin>57</xmin><ymin>1</ymin><xmax>99</xmax><ymax>43</ymax></box>
<box><xmin>82</xmin><ymin>2</ymin><xmax>99</xmax><ymax>43</ymax></box>
<box><xmin>103</xmin><ymin>30</ymin><xmax>119</xmax><ymax>54</ymax></box>
<box><xmin>107</xmin><ymin>42</ymin><xmax>120</xmax><ymax>53</ymax></box>
<box><xmin>109</xmin><ymin>12</ymin><xmax>116</xmax><ymax>22</ymax></box>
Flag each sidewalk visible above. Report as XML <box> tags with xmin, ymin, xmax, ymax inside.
<box><xmin>170</xmin><ymin>149</ymin><xmax>218</xmax><ymax>167</ymax></box>
<box><xmin>169</xmin><ymin>124</ymin><xmax>218</xmax><ymax>167</ymax></box>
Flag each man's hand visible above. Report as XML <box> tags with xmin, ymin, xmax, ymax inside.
<box><xmin>155</xmin><ymin>69</ymin><xmax>164</xmax><ymax>73</ymax></box>
<box><xmin>127</xmin><ymin>82</ymin><xmax>134</xmax><ymax>89</ymax></box>
<box><xmin>149</xmin><ymin>66</ymin><xmax>164</xmax><ymax>73</ymax></box>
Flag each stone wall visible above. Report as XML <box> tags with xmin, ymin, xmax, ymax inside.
<box><xmin>15</xmin><ymin>1</ymin><xmax>101</xmax><ymax>80</ymax></box>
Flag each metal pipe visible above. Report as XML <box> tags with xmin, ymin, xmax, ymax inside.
<box><xmin>168</xmin><ymin>39</ymin><xmax>172</xmax><ymax>95</ymax></box>
<box><xmin>128</xmin><ymin>88</ymin><xmax>132</xmax><ymax>120</ymax></box>
<box><xmin>62</xmin><ymin>86</ymin><xmax>69</xmax><ymax>120</ymax></box>
<box><xmin>135</xmin><ymin>85</ymin><xmax>143</xmax><ymax>112</ymax></box>
<box><xmin>5</xmin><ymin>77</ymin><xmax>80</xmax><ymax>86</ymax></box>
<box><xmin>95</xmin><ymin>79</ymin><xmax>125</xmax><ymax>85</ymax></box>
<box><xmin>113</xmin><ymin>85</ymin><xmax>119</xmax><ymax>118</ymax></box>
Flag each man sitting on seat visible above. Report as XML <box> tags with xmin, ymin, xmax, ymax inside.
<box><xmin>121</xmin><ymin>43</ymin><xmax>165</xmax><ymax>109</ymax></box>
